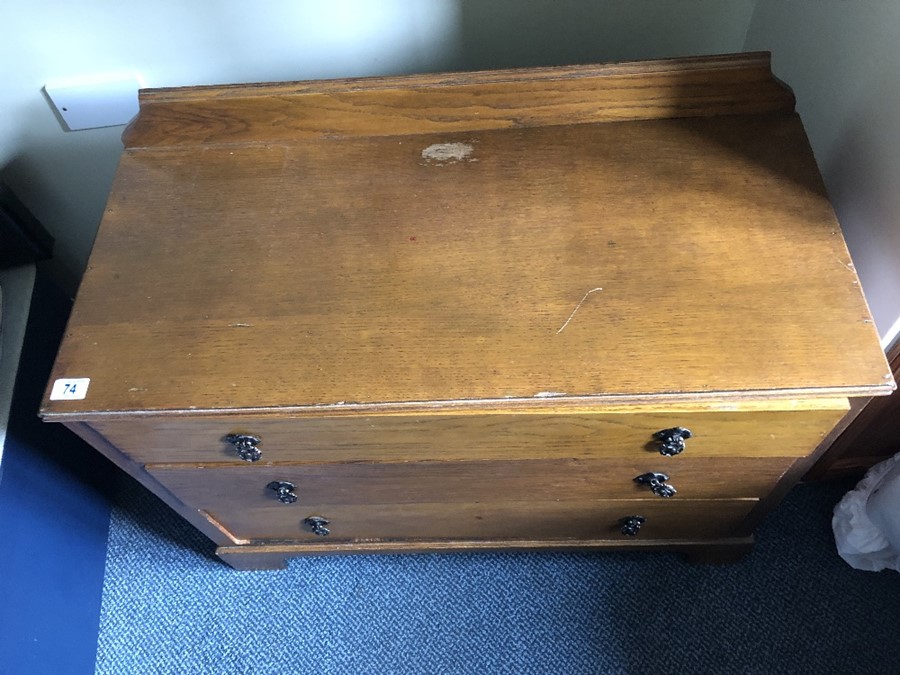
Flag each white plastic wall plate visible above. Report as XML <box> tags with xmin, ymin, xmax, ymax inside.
<box><xmin>44</xmin><ymin>75</ymin><xmax>144</xmax><ymax>131</ymax></box>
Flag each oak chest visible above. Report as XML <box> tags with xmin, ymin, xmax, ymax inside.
<box><xmin>41</xmin><ymin>53</ymin><xmax>893</xmax><ymax>569</ymax></box>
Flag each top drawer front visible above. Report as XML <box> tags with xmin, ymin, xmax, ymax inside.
<box><xmin>91</xmin><ymin>406</ymin><xmax>846</xmax><ymax>464</ymax></box>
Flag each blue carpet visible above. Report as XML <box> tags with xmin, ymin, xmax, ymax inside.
<box><xmin>97</xmin><ymin>476</ymin><xmax>900</xmax><ymax>674</ymax></box>
<box><xmin>0</xmin><ymin>273</ymin><xmax>115</xmax><ymax>675</ymax></box>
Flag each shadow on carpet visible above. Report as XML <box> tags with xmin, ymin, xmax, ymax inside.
<box><xmin>96</xmin><ymin>475</ymin><xmax>900</xmax><ymax>674</ymax></box>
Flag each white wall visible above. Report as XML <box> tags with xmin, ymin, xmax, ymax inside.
<box><xmin>745</xmin><ymin>0</ymin><xmax>900</xmax><ymax>347</ymax></box>
<box><xmin>0</xmin><ymin>1</ymin><xmax>462</xmax><ymax>290</ymax></box>
<box><xmin>455</xmin><ymin>0</ymin><xmax>754</xmax><ymax>69</ymax></box>
<box><xmin>0</xmin><ymin>0</ymin><xmax>754</xmax><ymax>292</ymax></box>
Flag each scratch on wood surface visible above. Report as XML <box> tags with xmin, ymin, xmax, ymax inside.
<box><xmin>228</xmin><ymin>323</ymin><xmax>254</xmax><ymax>327</ymax></box>
<box><xmin>836</xmin><ymin>257</ymin><xmax>855</xmax><ymax>272</ymax></box>
<box><xmin>556</xmin><ymin>288</ymin><xmax>603</xmax><ymax>334</ymax></box>
<box><xmin>534</xmin><ymin>391</ymin><xmax>567</xmax><ymax>398</ymax></box>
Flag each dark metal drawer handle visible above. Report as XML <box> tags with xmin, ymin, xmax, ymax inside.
<box><xmin>225</xmin><ymin>433</ymin><xmax>262</xmax><ymax>462</ymax></box>
<box><xmin>304</xmin><ymin>516</ymin><xmax>330</xmax><ymax>536</ymax></box>
<box><xmin>267</xmin><ymin>481</ymin><xmax>298</xmax><ymax>504</ymax></box>
<box><xmin>634</xmin><ymin>472</ymin><xmax>677</xmax><ymax>498</ymax></box>
<box><xmin>620</xmin><ymin>515</ymin><xmax>646</xmax><ymax>536</ymax></box>
<box><xmin>654</xmin><ymin>427</ymin><xmax>692</xmax><ymax>456</ymax></box>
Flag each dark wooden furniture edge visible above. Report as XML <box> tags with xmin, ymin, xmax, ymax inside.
<box><xmin>63</xmin><ymin>421</ymin><xmax>237</xmax><ymax>546</ymax></box>
<box><xmin>731</xmin><ymin>340</ymin><xmax>897</xmax><ymax>528</ymax></box>
<box><xmin>805</xmin><ymin>339</ymin><xmax>900</xmax><ymax>481</ymax></box>
<box><xmin>40</xmin><ymin>391</ymin><xmax>865</xmax><ymax>423</ymax></box>
<box><xmin>216</xmin><ymin>537</ymin><xmax>755</xmax><ymax>570</ymax></box>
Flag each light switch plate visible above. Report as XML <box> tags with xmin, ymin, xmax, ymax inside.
<box><xmin>44</xmin><ymin>75</ymin><xmax>144</xmax><ymax>131</ymax></box>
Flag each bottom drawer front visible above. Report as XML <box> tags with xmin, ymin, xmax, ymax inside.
<box><xmin>202</xmin><ymin>499</ymin><xmax>757</xmax><ymax>543</ymax></box>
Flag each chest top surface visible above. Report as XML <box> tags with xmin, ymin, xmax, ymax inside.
<box><xmin>41</xmin><ymin>53</ymin><xmax>892</xmax><ymax>419</ymax></box>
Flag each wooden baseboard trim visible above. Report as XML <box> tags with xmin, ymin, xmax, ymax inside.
<box><xmin>216</xmin><ymin>537</ymin><xmax>755</xmax><ymax>570</ymax></box>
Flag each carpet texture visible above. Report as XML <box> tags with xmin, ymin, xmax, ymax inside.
<box><xmin>96</xmin><ymin>476</ymin><xmax>900</xmax><ymax>674</ymax></box>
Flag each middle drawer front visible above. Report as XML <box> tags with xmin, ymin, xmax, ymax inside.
<box><xmin>148</xmin><ymin>457</ymin><xmax>795</xmax><ymax>508</ymax></box>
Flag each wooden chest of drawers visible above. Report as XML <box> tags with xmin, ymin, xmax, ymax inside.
<box><xmin>41</xmin><ymin>53</ymin><xmax>893</xmax><ymax>569</ymax></box>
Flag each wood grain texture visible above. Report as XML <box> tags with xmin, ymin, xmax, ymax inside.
<box><xmin>43</xmin><ymin>114</ymin><xmax>889</xmax><ymax>419</ymax></box>
<box><xmin>123</xmin><ymin>53</ymin><xmax>794</xmax><ymax>148</ymax></box>
<box><xmin>146</xmin><ymin>457</ymin><xmax>794</xmax><ymax>506</ymax></box>
<box><xmin>737</xmin><ymin>341</ymin><xmax>899</xmax><ymax>531</ymax></box>
<box><xmin>62</xmin><ymin>422</ymin><xmax>236</xmax><ymax>546</ymax></box>
<box><xmin>91</xmin><ymin>406</ymin><xmax>847</xmax><ymax>464</ymax></box>
<box><xmin>37</xmin><ymin>55</ymin><xmax>895</xmax><ymax>569</ymax></box>
<box><xmin>190</xmin><ymin>497</ymin><xmax>757</xmax><ymax>543</ymax></box>
<box><xmin>806</xmin><ymin>341</ymin><xmax>900</xmax><ymax>480</ymax></box>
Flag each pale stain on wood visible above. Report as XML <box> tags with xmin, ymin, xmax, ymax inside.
<box><xmin>421</xmin><ymin>142</ymin><xmax>476</xmax><ymax>164</ymax></box>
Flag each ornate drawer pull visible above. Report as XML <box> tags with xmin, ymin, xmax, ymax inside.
<box><xmin>634</xmin><ymin>472</ymin><xmax>677</xmax><ymax>498</ymax></box>
<box><xmin>654</xmin><ymin>427</ymin><xmax>692</xmax><ymax>456</ymax></box>
<box><xmin>225</xmin><ymin>433</ymin><xmax>262</xmax><ymax>462</ymax></box>
<box><xmin>267</xmin><ymin>481</ymin><xmax>298</xmax><ymax>504</ymax></box>
<box><xmin>620</xmin><ymin>515</ymin><xmax>646</xmax><ymax>536</ymax></box>
<box><xmin>304</xmin><ymin>516</ymin><xmax>331</xmax><ymax>536</ymax></box>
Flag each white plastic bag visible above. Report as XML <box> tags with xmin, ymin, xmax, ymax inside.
<box><xmin>833</xmin><ymin>451</ymin><xmax>900</xmax><ymax>572</ymax></box>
